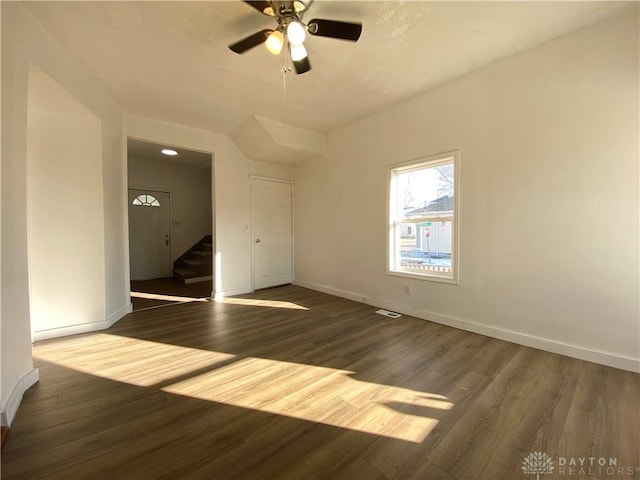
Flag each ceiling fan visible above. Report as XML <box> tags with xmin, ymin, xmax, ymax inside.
<box><xmin>228</xmin><ymin>0</ymin><xmax>363</xmax><ymax>74</ymax></box>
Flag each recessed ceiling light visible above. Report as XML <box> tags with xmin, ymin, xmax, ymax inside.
<box><xmin>161</xmin><ymin>149</ymin><xmax>178</xmax><ymax>156</ymax></box>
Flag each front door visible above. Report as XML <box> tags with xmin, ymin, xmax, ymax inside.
<box><xmin>128</xmin><ymin>189</ymin><xmax>171</xmax><ymax>280</ymax></box>
<box><xmin>252</xmin><ymin>178</ymin><xmax>293</xmax><ymax>290</ymax></box>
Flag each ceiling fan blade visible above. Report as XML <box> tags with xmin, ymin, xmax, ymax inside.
<box><xmin>243</xmin><ymin>1</ymin><xmax>273</xmax><ymax>15</ymax></box>
<box><xmin>300</xmin><ymin>0</ymin><xmax>314</xmax><ymax>17</ymax></box>
<box><xmin>228</xmin><ymin>29</ymin><xmax>273</xmax><ymax>54</ymax></box>
<box><xmin>292</xmin><ymin>55</ymin><xmax>311</xmax><ymax>75</ymax></box>
<box><xmin>307</xmin><ymin>18</ymin><xmax>362</xmax><ymax>41</ymax></box>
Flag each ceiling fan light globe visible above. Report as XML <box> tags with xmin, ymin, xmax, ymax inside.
<box><xmin>290</xmin><ymin>43</ymin><xmax>308</xmax><ymax>61</ymax></box>
<box><xmin>287</xmin><ymin>21</ymin><xmax>306</xmax><ymax>45</ymax></box>
<box><xmin>265</xmin><ymin>30</ymin><xmax>284</xmax><ymax>55</ymax></box>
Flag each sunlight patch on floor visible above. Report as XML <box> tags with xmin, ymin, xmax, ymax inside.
<box><xmin>215</xmin><ymin>297</ymin><xmax>309</xmax><ymax>310</ymax></box>
<box><xmin>162</xmin><ymin>357</ymin><xmax>452</xmax><ymax>442</ymax></box>
<box><xmin>34</xmin><ymin>333</ymin><xmax>234</xmax><ymax>387</ymax></box>
<box><xmin>35</xmin><ymin>333</ymin><xmax>452</xmax><ymax>443</ymax></box>
<box><xmin>131</xmin><ymin>291</ymin><xmax>210</xmax><ymax>303</ymax></box>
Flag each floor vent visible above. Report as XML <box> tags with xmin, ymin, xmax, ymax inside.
<box><xmin>375</xmin><ymin>309</ymin><xmax>402</xmax><ymax>319</ymax></box>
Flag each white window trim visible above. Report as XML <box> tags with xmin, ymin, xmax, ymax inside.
<box><xmin>387</xmin><ymin>151</ymin><xmax>460</xmax><ymax>285</ymax></box>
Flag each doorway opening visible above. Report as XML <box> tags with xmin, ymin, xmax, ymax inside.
<box><xmin>127</xmin><ymin>139</ymin><xmax>213</xmax><ymax>311</ymax></box>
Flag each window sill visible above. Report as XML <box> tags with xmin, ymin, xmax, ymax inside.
<box><xmin>387</xmin><ymin>269</ymin><xmax>458</xmax><ymax>285</ymax></box>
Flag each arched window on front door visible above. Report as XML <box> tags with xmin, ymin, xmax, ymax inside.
<box><xmin>132</xmin><ymin>194</ymin><xmax>160</xmax><ymax>207</ymax></box>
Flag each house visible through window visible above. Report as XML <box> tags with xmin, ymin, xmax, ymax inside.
<box><xmin>388</xmin><ymin>152</ymin><xmax>458</xmax><ymax>283</ymax></box>
<box><xmin>132</xmin><ymin>194</ymin><xmax>161</xmax><ymax>207</ymax></box>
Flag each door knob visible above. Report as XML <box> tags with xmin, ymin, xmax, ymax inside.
<box><xmin>256</xmin><ymin>239</ymin><xmax>261</xmax><ymax>243</ymax></box>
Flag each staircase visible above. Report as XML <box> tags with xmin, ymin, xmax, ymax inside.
<box><xmin>173</xmin><ymin>235</ymin><xmax>213</xmax><ymax>284</ymax></box>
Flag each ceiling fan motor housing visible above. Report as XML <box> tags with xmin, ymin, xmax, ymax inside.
<box><xmin>265</xmin><ymin>1</ymin><xmax>306</xmax><ymax>20</ymax></box>
<box><xmin>229</xmin><ymin>0</ymin><xmax>362</xmax><ymax>74</ymax></box>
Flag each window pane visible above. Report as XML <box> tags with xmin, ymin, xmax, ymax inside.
<box><xmin>389</xmin><ymin>154</ymin><xmax>457</xmax><ymax>282</ymax></box>
<box><xmin>395</xmin><ymin>162</ymin><xmax>454</xmax><ymax>221</ymax></box>
<box><xmin>397</xmin><ymin>221</ymin><xmax>453</xmax><ymax>274</ymax></box>
<box><xmin>132</xmin><ymin>194</ymin><xmax>161</xmax><ymax>207</ymax></box>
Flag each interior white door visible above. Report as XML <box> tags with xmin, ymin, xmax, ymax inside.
<box><xmin>252</xmin><ymin>178</ymin><xmax>293</xmax><ymax>290</ymax></box>
<box><xmin>128</xmin><ymin>189</ymin><xmax>171</xmax><ymax>280</ymax></box>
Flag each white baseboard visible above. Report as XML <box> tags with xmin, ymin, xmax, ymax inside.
<box><xmin>294</xmin><ymin>280</ymin><xmax>368</xmax><ymax>304</ymax></box>
<box><xmin>33</xmin><ymin>302</ymin><xmax>133</xmax><ymax>342</ymax></box>
<box><xmin>33</xmin><ymin>321</ymin><xmax>109</xmax><ymax>342</ymax></box>
<box><xmin>107</xmin><ymin>302</ymin><xmax>133</xmax><ymax>328</ymax></box>
<box><xmin>294</xmin><ymin>280</ymin><xmax>640</xmax><ymax>373</ymax></box>
<box><xmin>1</xmin><ymin>368</ymin><xmax>39</xmax><ymax>427</ymax></box>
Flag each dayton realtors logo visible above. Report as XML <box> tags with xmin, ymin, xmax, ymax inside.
<box><xmin>522</xmin><ymin>452</ymin><xmax>639</xmax><ymax>478</ymax></box>
<box><xmin>522</xmin><ymin>451</ymin><xmax>555</xmax><ymax>480</ymax></box>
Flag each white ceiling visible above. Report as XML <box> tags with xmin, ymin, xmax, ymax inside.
<box><xmin>24</xmin><ymin>1</ymin><xmax>631</xmax><ymax>135</ymax></box>
<box><xmin>128</xmin><ymin>138</ymin><xmax>212</xmax><ymax>167</ymax></box>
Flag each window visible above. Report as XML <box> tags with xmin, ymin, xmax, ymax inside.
<box><xmin>132</xmin><ymin>194</ymin><xmax>160</xmax><ymax>207</ymax></box>
<box><xmin>388</xmin><ymin>151</ymin><xmax>458</xmax><ymax>283</ymax></box>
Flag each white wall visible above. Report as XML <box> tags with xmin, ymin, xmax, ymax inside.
<box><xmin>294</xmin><ymin>11</ymin><xmax>639</xmax><ymax>371</ymax></box>
<box><xmin>128</xmin><ymin>157</ymin><xmax>212</xmax><ymax>263</ymax></box>
<box><xmin>28</xmin><ymin>103</ymin><xmax>106</xmax><ymax>337</ymax></box>
<box><xmin>1</xmin><ymin>3</ymin><xmax>129</xmax><ymax>424</ymax></box>
<box><xmin>126</xmin><ymin>115</ymin><xmax>294</xmax><ymax>296</ymax></box>
<box><xmin>27</xmin><ymin>65</ymin><xmax>107</xmax><ymax>339</ymax></box>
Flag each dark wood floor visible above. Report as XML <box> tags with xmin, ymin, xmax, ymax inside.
<box><xmin>2</xmin><ymin>285</ymin><xmax>638</xmax><ymax>479</ymax></box>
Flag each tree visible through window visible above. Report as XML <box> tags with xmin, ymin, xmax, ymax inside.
<box><xmin>132</xmin><ymin>194</ymin><xmax>160</xmax><ymax>207</ymax></box>
<box><xmin>388</xmin><ymin>152</ymin><xmax>458</xmax><ymax>283</ymax></box>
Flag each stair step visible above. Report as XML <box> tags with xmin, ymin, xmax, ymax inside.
<box><xmin>172</xmin><ymin>235</ymin><xmax>213</xmax><ymax>281</ymax></box>
<box><xmin>173</xmin><ymin>267</ymin><xmax>195</xmax><ymax>276</ymax></box>
<box><xmin>184</xmin><ymin>259</ymin><xmax>208</xmax><ymax>267</ymax></box>
<box><xmin>183</xmin><ymin>275</ymin><xmax>213</xmax><ymax>284</ymax></box>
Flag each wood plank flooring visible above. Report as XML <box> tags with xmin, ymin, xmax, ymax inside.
<box><xmin>2</xmin><ymin>285</ymin><xmax>638</xmax><ymax>479</ymax></box>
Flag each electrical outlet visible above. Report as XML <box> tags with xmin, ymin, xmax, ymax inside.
<box><xmin>403</xmin><ymin>284</ymin><xmax>411</xmax><ymax>295</ymax></box>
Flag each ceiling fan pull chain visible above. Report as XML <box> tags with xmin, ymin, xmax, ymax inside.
<box><xmin>281</xmin><ymin>46</ymin><xmax>292</xmax><ymax>126</ymax></box>
<box><xmin>282</xmin><ymin>64</ymin><xmax>287</xmax><ymax>126</ymax></box>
